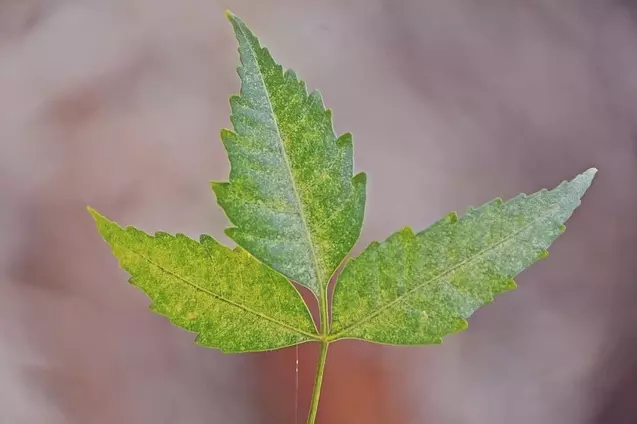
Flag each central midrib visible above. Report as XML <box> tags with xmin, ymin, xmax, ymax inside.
<box><xmin>238</xmin><ymin>24</ymin><xmax>324</xmax><ymax>291</ymax></box>
<box><xmin>124</xmin><ymin>244</ymin><xmax>320</xmax><ymax>340</ymax></box>
<box><xmin>328</xmin><ymin>215</ymin><xmax>545</xmax><ymax>340</ymax></box>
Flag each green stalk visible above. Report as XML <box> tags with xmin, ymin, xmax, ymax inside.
<box><xmin>306</xmin><ymin>340</ymin><xmax>329</xmax><ymax>424</ymax></box>
<box><xmin>319</xmin><ymin>286</ymin><xmax>330</xmax><ymax>335</ymax></box>
<box><xmin>306</xmin><ymin>286</ymin><xmax>331</xmax><ymax>424</ymax></box>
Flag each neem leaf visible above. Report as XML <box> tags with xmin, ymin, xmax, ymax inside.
<box><xmin>88</xmin><ymin>208</ymin><xmax>319</xmax><ymax>353</ymax></box>
<box><xmin>211</xmin><ymin>12</ymin><xmax>367</xmax><ymax>296</ymax></box>
<box><xmin>329</xmin><ymin>168</ymin><xmax>596</xmax><ymax>345</ymax></box>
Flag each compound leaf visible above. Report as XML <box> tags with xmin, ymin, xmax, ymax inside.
<box><xmin>330</xmin><ymin>168</ymin><xmax>596</xmax><ymax>345</ymax></box>
<box><xmin>211</xmin><ymin>12</ymin><xmax>367</xmax><ymax>296</ymax></box>
<box><xmin>89</xmin><ymin>208</ymin><xmax>319</xmax><ymax>353</ymax></box>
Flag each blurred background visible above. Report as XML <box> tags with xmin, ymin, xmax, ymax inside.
<box><xmin>1</xmin><ymin>0</ymin><xmax>636</xmax><ymax>423</ymax></box>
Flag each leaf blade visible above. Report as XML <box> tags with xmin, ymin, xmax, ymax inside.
<box><xmin>213</xmin><ymin>12</ymin><xmax>366</xmax><ymax>295</ymax></box>
<box><xmin>89</xmin><ymin>208</ymin><xmax>319</xmax><ymax>353</ymax></box>
<box><xmin>330</xmin><ymin>168</ymin><xmax>597</xmax><ymax>344</ymax></box>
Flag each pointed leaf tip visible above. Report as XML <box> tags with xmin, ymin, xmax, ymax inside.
<box><xmin>225</xmin><ymin>10</ymin><xmax>248</xmax><ymax>34</ymax></box>
<box><xmin>87</xmin><ymin>206</ymin><xmax>106</xmax><ymax>223</ymax></box>
<box><xmin>580</xmin><ymin>167</ymin><xmax>597</xmax><ymax>184</ymax></box>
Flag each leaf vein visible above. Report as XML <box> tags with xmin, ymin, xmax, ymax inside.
<box><xmin>236</xmin><ymin>23</ymin><xmax>324</xmax><ymax>289</ymax></box>
<box><xmin>329</xmin><ymin>215</ymin><xmax>541</xmax><ymax>339</ymax></box>
<box><xmin>123</xmin><ymin>242</ymin><xmax>319</xmax><ymax>340</ymax></box>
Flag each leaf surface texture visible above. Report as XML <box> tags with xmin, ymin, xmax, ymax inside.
<box><xmin>212</xmin><ymin>12</ymin><xmax>366</xmax><ymax>295</ymax></box>
<box><xmin>90</xmin><ymin>209</ymin><xmax>319</xmax><ymax>353</ymax></box>
<box><xmin>330</xmin><ymin>169</ymin><xmax>597</xmax><ymax>344</ymax></box>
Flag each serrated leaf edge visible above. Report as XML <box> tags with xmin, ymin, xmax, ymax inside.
<box><xmin>327</xmin><ymin>168</ymin><xmax>596</xmax><ymax>342</ymax></box>
<box><xmin>88</xmin><ymin>207</ymin><xmax>321</xmax><ymax>352</ymax></box>
<box><xmin>222</xmin><ymin>13</ymin><xmax>326</xmax><ymax>292</ymax></box>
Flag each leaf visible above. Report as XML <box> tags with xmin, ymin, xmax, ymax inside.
<box><xmin>88</xmin><ymin>208</ymin><xmax>319</xmax><ymax>353</ymax></box>
<box><xmin>211</xmin><ymin>11</ymin><xmax>367</xmax><ymax>296</ymax></box>
<box><xmin>329</xmin><ymin>168</ymin><xmax>597</xmax><ymax>345</ymax></box>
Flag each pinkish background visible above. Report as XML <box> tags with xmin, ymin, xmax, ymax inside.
<box><xmin>1</xmin><ymin>1</ymin><xmax>636</xmax><ymax>423</ymax></box>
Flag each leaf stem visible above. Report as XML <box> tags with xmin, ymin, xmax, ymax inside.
<box><xmin>307</xmin><ymin>340</ymin><xmax>329</xmax><ymax>424</ymax></box>
<box><xmin>306</xmin><ymin>285</ymin><xmax>331</xmax><ymax>424</ymax></box>
<box><xmin>319</xmin><ymin>287</ymin><xmax>330</xmax><ymax>335</ymax></box>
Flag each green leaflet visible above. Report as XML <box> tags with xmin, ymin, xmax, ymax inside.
<box><xmin>329</xmin><ymin>169</ymin><xmax>596</xmax><ymax>344</ymax></box>
<box><xmin>87</xmin><ymin>11</ymin><xmax>598</xmax><ymax>422</ymax></box>
<box><xmin>88</xmin><ymin>208</ymin><xmax>319</xmax><ymax>353</ymax></box>
<box><xmin>211</xmin><ymin>12</ymin><xmax>367</xmax><ymax>296</ymax></box>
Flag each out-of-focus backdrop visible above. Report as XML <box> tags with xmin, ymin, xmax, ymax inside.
<box><xmin>1</xmin><ymin>1</ymin><xmax>636</xmax><ymax>423</ymax></box>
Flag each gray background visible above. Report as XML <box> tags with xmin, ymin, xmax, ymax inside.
<box><xmin>1</xmin><ymin>0</ymin><xmax>636</xmax><ymax>423</ymax></box>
